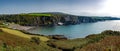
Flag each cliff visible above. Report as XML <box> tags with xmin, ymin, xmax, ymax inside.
<box><xmin>0</xmin><ymin>12</ymin><xmax>119</xmax><ymax>26</ymax></box>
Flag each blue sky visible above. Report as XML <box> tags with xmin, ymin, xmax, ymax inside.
<box><xmin>0</xmin><ymin>0</ymin><xmax>108</xmax><ymax>16</ymax></box>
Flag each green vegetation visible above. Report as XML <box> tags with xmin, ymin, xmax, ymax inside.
<box><xmin>30</xmin><ymin>37</ymin><xmax>40</xmax><ymax>45</ymax></box>
<box><xmin>0</xmin><ymin>20</ymin><xmax>120</xmax><ymax>51</ymax></box>
<box><xmin>0</xmin><ymin>12</ymin><xmax>119</xmax><ymax>26</ymax></box>
<box><xmin>78</xmin><ymin>36</ymin><xmax>120</xmax><ymax>51</ymax></box>
<box><xmin>48</xmin><ymin>30</ymin><xmax>120</xmax><ymax>51</ymax></box>
<box><xmin>0</xmin><ymin>13</ymin><xmax>120</xmax><ymax>51</ymax></box>
<box><xmin>0</xmin><ymin>14</ymin><xmax>54</xmax><ymax>26</ymax></box>
<box><xmin>0</xmin><ymin>29</ymin><xmax>61</xmax><ymax>51</ymax></box>
<box><xmin>0</xmin><ymin>28</ymin><xmax>49</xmax><ymax>41</ymax></box>
<box><xmin>21</xmin><ymin>13</ymin><xmax>52</xmax><ymax>17</ymax></box>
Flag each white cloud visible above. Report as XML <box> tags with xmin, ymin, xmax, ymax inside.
<box><xmin>99</xmin><ymin>0</ymin><xmax>120</xmax><ymax>16</ymax></box>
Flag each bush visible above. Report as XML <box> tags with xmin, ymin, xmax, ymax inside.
<box><xmin>101</xmin><ymin>30</ymin><xmax>120</xmax><ymax>36</ymax></box>
<box><xmin>0</xmin><ymin>29</ymin><xmax>3</xmax><ymax>32</ymax></box>
<box><xmin>30</xmin><ymin>37</ymin><xmax>40</xmax><ymax>45</ymax></box>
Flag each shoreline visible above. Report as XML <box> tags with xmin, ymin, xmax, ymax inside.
<box><xmin>8</xmin><ymin>23</ymin><xmax>35</xmax><ymax>31</ymax></box>
<box><xmin>0</xmin><ymin>27</ymin><xmax>50</xmax><ymax>41</ymax></box>
<box><xmin>7</xmin><ymin>23</ymin><xmax>68</xmax><ymax>40</ymax></box>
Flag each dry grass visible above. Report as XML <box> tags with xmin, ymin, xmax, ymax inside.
<box><xmin>1</xmin><ymin>28</ymin><xmax>120</xmax><ymax>51</ymax></box>
<box><xmin>0</xmin><ymin>29</ymin><xmax>61</xmax><ymax>51</ymax></box>
<box><xmin>48</xmin><ymin>38</ymin><xmax>89</xmax><ymax>50</ymax></box>
<box><xmin>75</xmin><ymin>36</ymin><xmax>120</xmax><ymax>51</ymax></box>
<box><xmin>48</xmin><ymin>30</ymin><xmax>120</xmax><ymax>51</ymax></box>
<box><xmin>0</xmin><ymin>28</ymin><xmax>49</xmax><ymax>41</ymax></box>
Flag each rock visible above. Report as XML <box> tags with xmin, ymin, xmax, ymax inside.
<box><xmin>58</xmin><ymin>22</ymin><xmax>64</xmax><ymax>25</ymax></box>
<box><xmin>49</xmin><ymin>35</ymin><xmax>67</xmax><ymax>40</ymax></box>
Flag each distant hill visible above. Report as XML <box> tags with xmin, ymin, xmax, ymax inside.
<box><xmin>29</xmin><ymin>12</ymin><xmax>69</xmax><ymax>15</ymax></box>
<box><xmin>0</xmin><ymin>12</ymin><xmax>120</xmax><ymax>26</ymax></box>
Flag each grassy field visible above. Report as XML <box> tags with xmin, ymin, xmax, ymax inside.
<box><xmin>21</xmin><ymin>13</ymin><xmax>52</xmax><ymax>17</ymax></box>
<box><xmin>76</xmin><ymin>36</ymin><xmax>120</xmax><ymax>51</ymax></box>
<box><xmin>0</xmin><ymin>28</ymin><xmax>49</xmax><ymax>41</ymax></box>
<box><xmin>1</xmin><ymin>27</ymin><xmax>120</xmax><ymax>51</ymax></box>
<box><xmin>48</xmin><ymin>30</ymin><xmax>120</xmax><ymax>51</ymax></box>
<box><xmin>0</xmin><ymin>29</ymin><xmax>61</xmax><ymax>51</ymax></box>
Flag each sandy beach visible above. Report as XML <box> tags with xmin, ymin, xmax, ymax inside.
<box><xmin>8</xmin><ymin>23</ymin><xmax>34</xmax><ymax>31</ymax></box>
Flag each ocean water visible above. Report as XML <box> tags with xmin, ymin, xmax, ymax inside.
<box><xmin>27</xmin><ymin>20</ymin><xmax>120</xmax><ymax>39</ymax></box>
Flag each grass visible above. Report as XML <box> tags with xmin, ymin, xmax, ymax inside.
<box><xmin>21</xmin><ymin>13</ymin><xmax>52</xmax><ymax>17</ymax></box>
<box><xmin>77</xmin><ymin>36</ymin><xmax>120</xmax><ymax>51</ymax></box>
<box><xmin>48</xmin><ymin>38</ymin><xmax>90</xmax><ymax>50</ymax></box>
<box><xmin>48</xmin><ymin>37</ymin><xmax>103</xmax><ymax>51</ymax></box>
<box><xmin>48</xmin><ymin>30</ymin><xmax>120</xmax><ymax>51</ymax></box>
<box><xmin>0</xmin><ymin>30</ymin><xmax>61</xmax><ymax>51</ymax></box>
<box><xmin>0</xmin><ymin>28</ymin><xmax>49</xmax><ymax>41</ymax></box>
<box><xmin>0</xmin><ymin>26</ymin><xmax>120</xmax><ymax>51</ymax></box>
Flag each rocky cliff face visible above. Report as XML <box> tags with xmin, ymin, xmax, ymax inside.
<box><xmin>0</xmin><ymin>12</ymin><xmax>119</xmax><ymax>26</ymax></box>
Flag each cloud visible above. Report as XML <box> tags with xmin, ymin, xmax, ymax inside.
<box><xmin>0</xmin><ymin>0</ymin><xmax>105</xmax><ymax>16</ymax></box>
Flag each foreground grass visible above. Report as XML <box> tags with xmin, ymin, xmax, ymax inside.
<box><xmin>77</xmin><ymin>36</ymin><xmax>120</xmax><ymax>51</ymax></box>
<box><xmin>0</xmin><ymin>30</ymin><xmax>61</xmax><ymax>51</ymax></box>
<box><xmin>0</xmin><ymin>28</ymin><xmax>49</xmax><ymax>41</ymax></box>
<box><xmin>1</xmin><ymin>27</ymin><xmax>120</xmax><ymax>51</ymax></box>
<box><xmin>48</xmin><ymin>34</ymin><xmax>105</xmax><ymax>51</ymax></box>
<box><xmin>48</xmin><ymin>30</ymin><xmax>120</xmax><ymax>51</ymax></box>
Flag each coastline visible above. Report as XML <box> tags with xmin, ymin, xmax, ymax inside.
<box><xmin>7</xmin><ymin>23</ymin><xmax>68</xmax><ymax>40</ymax></box>
<box><xmin>8</xmin><ymin>23</ymin><xmax>35</xmax><ymax>31</ymax></box>
<box><xmin>1</xmin><ymin>23</ymin><xmax>120</xmax><ymax>51</ymax></box>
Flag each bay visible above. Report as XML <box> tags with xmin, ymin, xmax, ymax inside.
<box><xmin>27</xmin><ymin>20</ymin><xmax>120</xmax><ymax>39</ymax></box>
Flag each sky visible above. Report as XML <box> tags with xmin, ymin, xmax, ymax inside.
<box><xmin>0</xmin><ymin>0</ymin><xmax>120</xmax><ymax>16</ymax></box>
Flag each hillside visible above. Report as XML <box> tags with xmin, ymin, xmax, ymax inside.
<box><xmin>0</xmin><ymin>12</ymin><xmax>119</xmax><ymax>26</ymax></box>
<box><xmin>47</xmin><ymin>30</ymin><xmax>120</xmax><ymax>51</ymax></box>
<box><xmin>0</xmin><ymin>28</ymin><xmax>49</xmax><ymax>41</ymax></box>
<box><xmin>0</xmin><ymin>28</ymin><xmax>61</xmax><ymax>51</ymax></box>
<box><xmin>0</xmin><ymin>27</ymin><xmax>120</xmax><ymax>51</ymax></box>
<box><xmin>78</xmin><ymin>36</ymin><xmax>120</xmax><ymax>51</ymax></box>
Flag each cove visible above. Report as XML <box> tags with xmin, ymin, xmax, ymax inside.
<box><xmin>27</xmin><ymin>20</ymin><xmax>120</xmax><ymax>39</ymax></box>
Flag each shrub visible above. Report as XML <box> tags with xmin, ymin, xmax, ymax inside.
<box><xmin>0</xmin><ymin>29</ymin><xmax>3</xmax><ymax>32</ymax></box>
<box><xmin>30</xmin><ymin>37</ymin><xmax>40</xmax><ymax>45</ymax></box>
<box><xmin>3</xmin><ymin>43</ymin><xmax>7</xmax><ymax>48</ymax></box>
<box><xmin>101</xmin><ymin>30</ymin><xmax>120</xmax><ymax>36</ymax></box>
